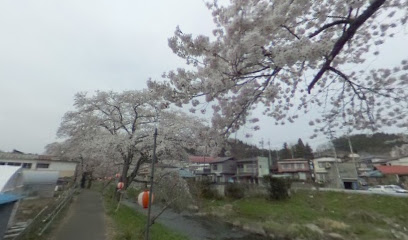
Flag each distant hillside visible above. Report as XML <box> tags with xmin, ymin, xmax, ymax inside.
<box><xmin>225</xmin><ymin>139</ymin><xmax>271</xmax><ymax>159</ymax></box>
<box><xmin>332</xmin><ymin>133</ymin><xmax>406</xmax><ymax>155</ymax></box>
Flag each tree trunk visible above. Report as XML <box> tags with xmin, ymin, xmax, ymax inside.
<box><xmin>115</xmin><ymin>157</ymin><xmax>130</xmax><ymax>201</ymax></box>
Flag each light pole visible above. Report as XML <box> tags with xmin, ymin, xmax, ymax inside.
<box><xmin>145</xmin><ymin>104</ymin><xmax>163</xmax><ymax>240</ymax></box>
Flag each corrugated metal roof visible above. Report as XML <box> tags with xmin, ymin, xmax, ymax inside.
<box><xmin>188</xmin><ymin>156</ymin><xmax>217</xmax><ymax>163</ymax></box>
<box><xmin>376</xmin><ymin>165</ymin><xmax>408</xmax><ymax>175</ymax></box>
<box><xmin>0</xmin><ymin>193</ymin><xmax>20</xmax><ymax>204</ymax></box>
<box><xmin>210</xmin><ymin>157</ymin><xmax>235</xmax><ymax>164</ymax></box>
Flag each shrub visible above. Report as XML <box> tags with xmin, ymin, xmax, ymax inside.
<box><xmin>188</xmin><ymin>179</ymin><xmax>221</xmax><ymax>200</ymax></box>
<box><xmin>224</xmin><ymin>183</ymin><xmax>245</xmax><ymax>199</ymax></box>
<box><xmin>263</xmin><ymin>176</ymin><xmax>292</xmax><ymax>200</ymax></box>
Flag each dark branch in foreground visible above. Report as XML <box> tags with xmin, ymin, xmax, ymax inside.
<box><xmin>307</xmin><ymin>0</ymin><xmax>386</xmax><ymax>94</ymax></box>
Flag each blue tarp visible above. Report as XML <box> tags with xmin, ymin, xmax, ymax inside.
<box><xmin>0</xmin><ymin>193</ymin><xmax>20</xmax><ymax>205</ymax></box>
<box><xmin>179</xmin><ymin>169</ymin><xmax>195</xmax><ymax>178</ymax></box>
<box><xmin>360</xmin><ymin>170</ymin><xmax>383</xmax><ymax>178</ymax></box>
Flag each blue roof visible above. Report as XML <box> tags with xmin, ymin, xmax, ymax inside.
<box><xmin>0</xmin><ymin>193</ymin><xmax>20</xmax><ymax>205</ymax></box>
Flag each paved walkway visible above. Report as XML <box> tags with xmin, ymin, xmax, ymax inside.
<box><xmin>49</xmin><ymin>190</ymin><xmax>106</xmax><ymax>240</ymax></box>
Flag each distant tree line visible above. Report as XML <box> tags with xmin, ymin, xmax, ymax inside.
<box><xmin>332</xmin><ymin>133</ymin><xmax>406</xmax><ymax>154</ymax></box>
<box><xmin>220</xmin><ymin>138</ymin><xmax>314</xmax><ymax>161</ymax></box>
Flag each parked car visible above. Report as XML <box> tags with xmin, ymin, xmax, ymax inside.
<box><xmin>368</xmin><ymin>185</ymin><xmax>408</xmax><ymax>194</ymax></box>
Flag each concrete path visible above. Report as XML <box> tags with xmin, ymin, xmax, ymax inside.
<box><xmin>49</xmin><ymin>190</ymin><xmax>106</xmax><ymax>240</ymax></box>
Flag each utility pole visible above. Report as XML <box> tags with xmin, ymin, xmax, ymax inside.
<box><xmin>145</xmin><ymin>127</ymin><xmax>158</xmax><ymax>240</ymax></box>
<box><xmin>348</xmin><ymin>137</ymin><xmax>360</xmax><ymax>189</ymax></box>
<box><xmin>327</xmin><ymin>130</ymin><xmax>342</xmax><ymax>189</ymax></box>
<box><xmin>329</xmin><ymin>136</ymin><xmax>342</xmax><ymax>189</ymax></box>
<box><xmin>268</xmin><ymin>139</ymin><xmax>272</xmax><ymax>170</ymax></box>
<box><xmin>290</xmin><ymin>145</ymin><xmax>294</xmax><ymax>159</ymax></box>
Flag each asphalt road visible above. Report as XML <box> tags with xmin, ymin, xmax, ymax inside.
<box><xmin>317</xmin><ymin>188</ymin><xmax>408</xmax><ymax>197</ymax></box>
<box><xmin>49</xmin><ymin>190</ymin><xmax>106</xmax><ymax>240</ymax></box>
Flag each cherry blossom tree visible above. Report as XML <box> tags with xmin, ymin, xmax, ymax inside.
<box><xmin>149</xmin><ymin>0</ymin><xmax>408</xmax><ymax>136</ymax></box>
<box><xmin>45</xmin><ymin>131</ymin><xmax>118</xmax><ymax>179</ymax></box>
<box><xmin>390</xmin><ymin>134</ymin><xmax>408</xmax><ymax>157</ymax></box>
<box><xmin>56</xmin><ymin>90</ymin><xmax>212</xmax><ymax>190</ymax></box>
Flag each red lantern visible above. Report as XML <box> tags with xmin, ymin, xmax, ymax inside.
<box><xmin>115</xmin><ymin>173</ymin><xmax>121</xmax><ymax>178</ymax></box>
<box><xmin>138</xmin><ymin>191</ymin><xmax>154</xmax><ymax>209</ymax></box>
<box><xmin>117</xmin><ymin>182</ymin><xmax>124</xmax><ymax>190</ymax></box>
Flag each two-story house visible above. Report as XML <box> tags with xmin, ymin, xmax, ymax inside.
<box><xmin>313</xmin><ymin>157</ymin><xmax>339</xmax><ymax>183</ymax></box>
<box><xmin>209</xmin><ymin>157</ymin><xmax>236</xmax><ymax>183</ymax></box>
<box><xmin>235</xmin><ymin>157</ymin><xmax>270</xmax><ymax>184</ymax></box>
<box><xmin>276</xmin><ymin>158</ymin><xmax>311</xmax><ymax>181</ymax></box>
<box><xmin>188</xmin><ymin>156</ymin><xmax>216</xmax><ymax>174</ymax></box>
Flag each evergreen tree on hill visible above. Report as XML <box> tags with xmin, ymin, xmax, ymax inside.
<box><xmin>294</xmin><ymin>138</ymin><xmax>306</xmax><ymax>158</ymax></box>
<box><xmin>304</xmin><ymin>144</ymin><xmax>314</xmax><ymax>160</ymax></box>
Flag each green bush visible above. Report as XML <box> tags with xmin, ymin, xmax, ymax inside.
<box><xmin>187</xmin><ymin>179</ymin><xmax>221</xmax><ymax>200</ymax></box>
<box><xmin>200</xmin><ymin>180</ymin><xmax>221</xmax><ymax>199</ymax></box>
<box><xmin>224</xmin><ymin>183</ymin><xmax>245</xmax><ymax>199</ymax></box>
<box><xmin>263</xmin><ymin>176</ymin><xmax>292</xmax><ymax>200</ymax></box>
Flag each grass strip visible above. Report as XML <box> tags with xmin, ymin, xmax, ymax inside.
<box><xmin>104</xmin><ymin>195</ymin><xmax>188</xmax><ymax>240</ymax></box>
<box><xmin>203</xmin><ymin>190</ymin><xmax>408</xmax><ymax>240</ymax></box>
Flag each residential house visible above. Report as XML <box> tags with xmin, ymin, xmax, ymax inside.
<box><xmin>326</xmin><ymin>162</ymin><xmax>359</xmax><ymax>189</ymax></box>
<box><xmin>0</xmin><ymin>152</ymin><xmax>77</xmax><ymax>178</ymax></box>
<box><xmin>138</xmin><ymin>162</ymin><xmax>180</xmax><ymax>181</ymax></box>
<box><xmin>387</xmin><ymin>156</ymin><xmax>408</xmax><ymax>166</ymax></box>
<box><xmin>375</xmin><ymin>165</ymin><xmax>408</xmax><ymax>186</ymax></box>
<box><xmin>235</xmin><ymin>157</ymin><xmax>270</xmax><ymax>184</ymax></box>
<box><xmin>313</xmin><ymin>157</ymin><xmax>339</xmax><ymax>183</ymax></box>
<box><xmin>276</xmin><ymin>158</ymin><xmax>311</xmax><ymax>181</ymax></box>
<box><xmin>209</xmin><ymin>157</ymin><xmax>236</xmax><ymax>183</ymax></box>
<box><xmin>361</xmin><ymin>156</ymin><xmax>392</xmax><ymax>167</ymax></box>
<box><xmin>188</xmin><ymin>156</ymin><xmax>216</xmax><ymax>175</ymax></box>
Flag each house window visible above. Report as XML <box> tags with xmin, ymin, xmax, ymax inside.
<box><xmin>212</xmin><ymin>164</ymin><xmax>218</xmax><ymax>171</ymax></box>
<box><xmin>0</xmin><ymin>162</ymin><xmax>5</xmax><ymax>165</ymax></box>
<box><xmin>36</xmin><ymin>163</ymin><xmax>50</xmax><ymax>169</ymax></box>
<box><xmin>282</xmin><ymin>164</ymin><xmax>292</xmax><ymax>170</ymax></box>
<box><xmin>7</xmin><ymin>162</ymin><xmax>22</xmax><ymax>166</ymax></box>
<box><xmin>22</xmin><ymin>163</ymin><xmax>32</xmax><ymax>169</ymax></box>
<box><xmin>296</xmin><ymin>163</ymin><xmax>305</xmax><ymax>169</ymax></box>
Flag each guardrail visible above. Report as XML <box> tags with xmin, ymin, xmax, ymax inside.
<box><xmin>299</xmin><ymin>187</ymin><xmax>408</xmax><ymax>198</ymax></box>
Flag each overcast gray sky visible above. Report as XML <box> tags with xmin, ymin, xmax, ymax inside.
<box><xmin>0</xmin><ymin>1</ymin><xmax>407</xmax><ymax>154</ymax></box>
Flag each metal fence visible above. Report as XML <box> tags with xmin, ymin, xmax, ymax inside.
<box><xmin>9</xmin><ymin>188</ymin><xmax>76</xmax><ymax>240</ymax></box>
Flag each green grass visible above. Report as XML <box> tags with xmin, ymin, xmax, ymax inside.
<box><xmin>203</xmin><ymin>190</ymin><xmax>408</xmax><ymax>239</ymax></box>
<box><xmin>104</xmin><ymin>192</ymin><xmax>188</xmax><ymax>240</ymax></box>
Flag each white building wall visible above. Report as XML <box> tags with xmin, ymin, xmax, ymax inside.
<box><xmin>388</xmin><ymin>158</ymin><xmax>408</xmax><ymax>166</ymax></box>
<box><xmin>0</xmin><ymin>159</ymin><xmax>77</xmax><ymax>177</ymax></box>
<box><xmin>257</xmin><ymin>157</ymin><xmax>270</xmax><ymax>177</ymax></box>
